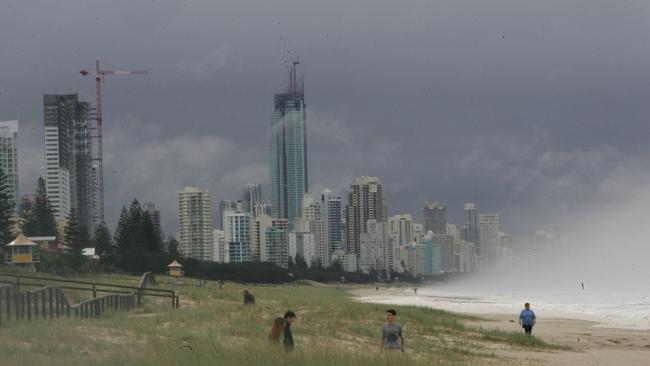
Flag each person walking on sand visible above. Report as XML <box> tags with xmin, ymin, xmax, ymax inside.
<box><xmin>269</xmin><ymin>317</ymin><xmax>285</xmax><ymax>344</ymax></box>
<box><xmin>283</xmin><ymin>310</ymin><xmax>296</xmax><ymax>352</ymax></box>
<box><xmin>519</xmin><ymin>302</ymin><xmax>536</xmax><ymax>336</ymax></box>
<box><xmin>379</xmin><ymin>309</ymin><xmax>404</xmax><ymax>356</ymax></box>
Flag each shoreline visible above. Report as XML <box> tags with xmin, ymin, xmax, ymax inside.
<box><xmin>352</xmin><ymin>287</ymin><xmax>650</xmax><ymax>365</ymax></box>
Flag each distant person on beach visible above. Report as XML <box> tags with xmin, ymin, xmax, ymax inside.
<box><xmin>243</xmin><ymin>290</ymin><xmax>255</xmax><ymax>305</ymax></box>
<box><xmin>283</xmin><ymin>311</ymin><xmax>296</xmax><ymax>352</ymax></box>
<box><xmin>379</xmin><ymin>309</ymin><xmax>404</xmax><ymax>356</ymax></box>
<box><xmin>414</xmin><ymin>288</ymin><xmax>417</xmax><ymax>294</ymax></box>
<box><xmin>269</xmin><ymin>317</ymin><xmax>285</xmax><ymax>343</ymax></box>
<box><xmin>519</xmin><ymin>302</ymin><xmax>536</xmax><ymax>335</ymax></box>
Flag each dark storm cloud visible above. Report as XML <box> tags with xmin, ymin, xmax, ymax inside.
<box><xmin>2</xmin><ymin>0</ymin><xmax>649</xmax><ymax>238</ymax></box>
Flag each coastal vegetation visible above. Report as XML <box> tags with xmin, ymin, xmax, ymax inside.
<box><xmin>0</xmin><ymin>272</ymin><xmax>568</xmax><ymax>365</ymax></box>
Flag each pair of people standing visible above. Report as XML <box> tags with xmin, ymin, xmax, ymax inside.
<box><xmin>269</xmin><ymin>311</ymin><xmax>296</xmax><ymax>352</ymax></box>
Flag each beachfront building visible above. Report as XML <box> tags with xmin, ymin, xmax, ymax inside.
<box><xmin>359</xmin><ymin>219</ymin><xmax>395</xmax><ymax>275</ymax></box>
<box><xmin>321</xmin><ymin>188</ymin><xmax>343</xmax><ymax>254</ymax></box>
<box><xmin>299</xmin><ymin>193</ymin><xmax>328</xmax><ymax>267</ymax></box>
<box><xmin>389</xmin><ymin>214</ymin><xmax>414</xmax><ymax>247</ymax></box>
<box><xmin>251</xmin><ymin>214</ymin><xmax>272</xmax><ymax>262</ymax></box>
<box><xmin>178</xmin><ymin>187</ymin><xmax>213</xmax><ymax>261</ymax></box>
<box><xmin>464</xmin><ymin>203</ymin><xmax>481</xmax><ymax>256</ymax></box>
<box><xmin>479</xmin><ymin>213</ymin><xmax>499</xmax><ymax>267</ymax></box>
<box><xmin>402</xmin><ymin>242</ymin><xmax>425</xmax><ymax>276</ymax></box>
<box><xmin>266</xmin><ymin>221</ymin><xmax>289</xmax><ymax>268</ymax></box>
<box><xmin>288</xmin><ymin>231</ymin><xmax>315</xmax><ymax>267</ymax></box>
<box><xmin>423</xmin><ymin>232</ymin><xmax>443</xmax><ymax>275</ymax></box>
<box><xmin>345</xmin><ymin>176</ymin><xmax>386</xmax><ymax>264</ymax></box>
<box><xmin>0</xmin><ymin>121</ymin><xmax>19</xmax><ymax>211</ymax></box>
<box><xmin>431</xmin><ymin>233</ymin><xmax>456</xmax><ymax>273</ymax></box>
<box><xmin>331</xmin><ymin>249</ymin><xmax>358</xmax><ymax>273</ymax></box>
<box><xmin>213</xmin><ymin>229</ymin><xmax>228</xmax><ymax>263</ymax></box>
<box><xmin>423</xmin><ymin>201</ymin><xmax>447</xmax><ymax>235</ymax></box>
<box><xmin>224</xmin><ymin>211</ymin><xmax>251</xmax><ymax>263</ymax></box>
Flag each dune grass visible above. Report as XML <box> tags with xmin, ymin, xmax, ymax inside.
<box><xmin>0</xmin><ymin>273</ymin><xmax>570</xmax><ymax>365</ymax></box>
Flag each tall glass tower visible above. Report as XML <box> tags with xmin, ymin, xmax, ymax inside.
<box><xmin>270</xmin><ymin>61</ymin><xmax>308</xmax><ymax>225</ymax></box>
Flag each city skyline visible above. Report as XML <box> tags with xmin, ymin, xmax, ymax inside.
<box><xmin>2</xmin><ymin>1</ymin><xmax>648</xmax><ymax>241</ymax></box>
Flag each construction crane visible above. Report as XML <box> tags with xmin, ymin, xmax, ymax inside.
<box><xmin>80</xmin><ymin>61</ymin><xmax>147</xmax><ymax>224</ymax></box>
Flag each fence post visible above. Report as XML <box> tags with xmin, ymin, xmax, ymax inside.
<box><xmin>6</xmin><ymin>287</ymin><xmax>11</xmax><ymax>320</ymax></box>
<box><xmin>33</xmin><ymin>292</ymin><xmax>39</xmax><ymax>319</ymax></box>
<box><xmin>26</xmin><ymin>292</ymin><xmax>32</xmax><ymax>321</ymax></box>
<box><xmin>42</xmin><ymin>289</ymin><xmax>46</xmax><ymax>318</ymax></box>
<box><xmin>48</xmin><ymin>287</ymin><xmax>54</xmax><ymax>319</ymax></box>
<box><xmin>15</xmin><ymin>276</ymin><xmax>20</xmax><ymax>293</ymax></box>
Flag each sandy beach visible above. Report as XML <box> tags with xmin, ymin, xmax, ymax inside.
<box><xmin>353</xmin><ymin>287</ymin><xmax>650</xmax><ymax>365</ymax></box>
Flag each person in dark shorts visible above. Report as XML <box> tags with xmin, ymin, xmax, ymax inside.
<box><xmin>519</xmin><ymin>302</ymin><xmax>536</xmax><ymax>335</ymax></box>
<box><xmin>379</xmin><ymin>309</ymin><xmax>404</xmax><ymax>356</ymax></box>
<box><xmin>283</xmin><ymin>310</ymin><xmax>296</xmax><ymax>352</ymax></box>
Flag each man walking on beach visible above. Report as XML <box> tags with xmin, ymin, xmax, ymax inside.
<box><xmin>519</xmin><ymin>302</ymin><xmax>536</xmax><ymax>336</ymax></box>
<box><xmin>380</xmin><ymin>309</ymin><xmax>404</xmax><ymax>357</ymax></box>
<box><xmin>283</xmin><ymin>310</ymin><xmax>296</xmax><ymax>352</ymax></box>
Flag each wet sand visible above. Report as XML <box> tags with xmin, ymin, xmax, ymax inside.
<box><xmin>353</xmin><ymin>287</ymin><xmax>650</xmax><ymax>365</ymax></box>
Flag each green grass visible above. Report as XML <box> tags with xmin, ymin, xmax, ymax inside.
<box><xmin>0</xmin><ymin>273</ymin><xmax>571</xmax><ymax>365</ymax></box>
<box><xmin>478</xmin><ymin>328</ymin><xmax>572</xmax><ymax>351</ymax></box>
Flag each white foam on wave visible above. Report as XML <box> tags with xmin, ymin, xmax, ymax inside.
<box><xmin>357</xmin><ymin>287</ymin><xmax>650</xmax><ymax>330</ymax></box>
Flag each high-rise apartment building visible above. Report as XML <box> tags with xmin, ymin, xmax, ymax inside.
<box><xmin>423</xmin><ymin>201</ymin><xmax>447</xmax><ymax>234</ymax></box>
<box><xmin>321</xmin><ymin>188</ymin><xmax>343</xmax><ymax>254</ymax></box>
<box><xmin>269</xmin><ymin>64</ymin><xmax>308</xmax><ymax>225</ymax></box>
<box><xmin>345</xmin><ymin>176</ymin><xmax>386</xmax><ymax>261</ymax></box>
<box><xmin>43</xmin><ymin>94</ymin><xmax>97</xmax><ymax>227</ymax></box>
<box><xmin>213</xmin><ymin>229</ymin><xmax>228</xmax><ymax>263</ymax></box>
<box><xmin>266</xmin><ymin>223</ymin><xmax>289</xmax><ymax>268</ymax></box>
<box><xmin>223</xmin><ymin>211</ymin><xmax>251</xmax><ymax>263</ymax></box>
<box><xmin>289</xmin><ymin>231</ymin><xmax>315</xmax><ymax>266</ymax></box>
<box><xmin>0</xmin><ymin>121</ymin><xmax>19</xmax><ymax>211</ymax></box>
<box><xmin>479</xmin><ymin>213</ymin><xmax>499</xmax><ymax>266</ymax></box>
<box><xmin>389</xmin><ymin>214</ymin><xmax>414</xmax><ymax>247</ymax></box>
<box><xmin>242</xmin><ymin>183</ymin><xmax>263</xmax><ymax>216</ymax></box>
<box><xmin>251</xmin><ymin>214</ymin><xmax>273</xmax><ymax>262</ymax></box>
<box><xmin>431</xmin><ymin>234</ymin><xmax>456</xmax><ymax>273</ymax></box>
<box><xmin>299</xmin><ymin>193</ymin><xmax>328</xmax><ymax>267</ymax></box>
<box><xmin>359</xmin><ymin>219</ymin><xmax>395</xmax><ymax>274</ymax></box>
<box><xmin>178</xmin><ymin>187</ymin><xmax>213</xmax><ymax>261</ymax></box>
<box><xmin>464</xmin><ymin>203</ymin><xmax>481</xmax><ymax>256</ymax></box>
<box><xmin>219</xmin><ymin>199</ymin><xmax>243</xmax><ymax>229</ymax></box>
<box><xmin>423</xmin><ymin>232</ymin><xmax>443</xmax><ymax>275</ymax></box>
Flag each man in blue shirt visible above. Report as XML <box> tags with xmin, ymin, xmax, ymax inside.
<box><xmin>519</xmin><ymin>302</ymin><xmax>536</xmax><ymax>336</ymax></box>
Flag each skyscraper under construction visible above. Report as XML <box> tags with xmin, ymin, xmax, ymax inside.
<box><xmin>269</xmin><ymin>60</ymin><xmax>308</xmax><ymax>226</ymax></box>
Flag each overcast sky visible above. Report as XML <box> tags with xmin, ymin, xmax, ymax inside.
<box><xmin>1</xmin><ymin>0</ymin><xmax>649</xmax><ymax>239</ymax></box>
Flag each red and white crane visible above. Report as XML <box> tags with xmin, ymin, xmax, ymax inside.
<box><xmin>80</xmin><ymin>61</ymin><xmax>147</xmax><ymax>224</ymax></box>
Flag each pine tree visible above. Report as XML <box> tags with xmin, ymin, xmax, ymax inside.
<box><xmin>114</xmin><ymin>207</ymin><xmax>130</xmax><ymax>255</ymax></box>
<box><xmin>93</xmin><ymin>224</ymin><xmax>114</xmax><ymax>270</ymax></box>
<box><xmin>142</xmin><ymin>212</ymin><xmax>161</xmax><ymax>252</ymax></box>
<box><xmin>0</xmin><ymin>168</ymin><xmax>16</xmax><ymax>246</ymax></box>
<box><xmin>127</xmin><ymin>199</ymin><xmax>144</xmax><ymax>250</ymax></box>
<box><xmin>18</xmin><ymin>194</ymin><xmax>34</xmax><ymax>234</ymax></box>
<box><xmin>165</xmin><ymin>235</ymin><xmax>180</xmax><ymax>257</ymax></box>
<box><xmin>22</xmin><ymin>177</ymin><xmax>58</xmax><ymax>237</ymax></box>
<box><xmin>64</xmin><ymin>209</ymin><xmax>86</xmax><ymax>272</ymax></box>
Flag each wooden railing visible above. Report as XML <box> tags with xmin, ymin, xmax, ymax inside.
<box><xmin>0</xmin><ymin>271</ymin><xmax>179</xmax><ymax>327</ymax></box>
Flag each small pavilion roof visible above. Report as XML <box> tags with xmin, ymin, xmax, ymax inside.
<box><xmin>168</xmin><ymin>260</ymin><xmax>183</xmax><ymax>268</ymax></box>
<box><xmin>7</xmin><ymin>234</ymin><xmax>38</xmax><ymax>247</ymax></box>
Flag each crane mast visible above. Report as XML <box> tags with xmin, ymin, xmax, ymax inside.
<box><xmin>80</xmin><ymin>61</ymin><xmax>147</xmax><ymax>224</ymax></box>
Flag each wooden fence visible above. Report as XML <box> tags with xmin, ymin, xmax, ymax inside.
<box><xmin>0</xmin><ymin>272</ymin><xmax>178</xmax><ymax>326</ymax></box>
